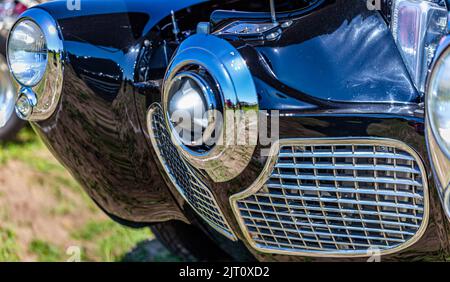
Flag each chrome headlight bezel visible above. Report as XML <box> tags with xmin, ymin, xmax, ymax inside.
<box><xmin>6</xmin><ymin>8</ymin><xmax>64</xmax><ymax>121</ymax></box>
<box><xmin>427</xmin><ymin>44</ymin><xmax>450</xmax><ymax>160</ymax></box>
<box><xmin>426</xmin><ymin>35</ymin><xmax>450</xmax><ymax>221</ymax></box>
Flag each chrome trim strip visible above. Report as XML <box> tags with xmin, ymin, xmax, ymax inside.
<box><xmin>230</xmin><ymin>138</ymin><xmax>429</xmax><ymax>257</ymax></box>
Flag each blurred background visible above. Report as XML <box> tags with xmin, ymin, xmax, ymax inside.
<box><xmin>0</xmin><ymin>126</ymin><xmax>180</xmax><ymax>262</ymax></box>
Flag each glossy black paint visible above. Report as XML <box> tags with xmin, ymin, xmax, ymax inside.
<box><xmin>32</xmin><ymin>0</ymin><xmax>211</xmax><ymax>224</ymax></box>
<box><xmin>223</xmin><ymin>0</ymin><xmax>419</xmax><ymax>105</ymax></box>
<box><xmin>25</xmin><ymin>0</ymin><xmax>450</xmax><ymax>261</ymax></box>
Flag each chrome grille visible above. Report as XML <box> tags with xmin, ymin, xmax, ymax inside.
<box><xmin>148</xmin><ymin>104</ymin><xmax>235</xmax><ymax>240</ymax></box>
<box><xmin>231</xmin><ymin>139</ymin><xmax>428</xmax><ymax>256</ymax></box>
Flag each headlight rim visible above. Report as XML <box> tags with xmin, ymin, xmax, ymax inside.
<box><xmin>426</xmin><ymin>42</ymin><xmax>450</xmax><ymax>161</ymax></box>
<box><xmin>7</xmin><ymin>17</ymin><xmax>49</xmax><ymax>87</ymax></box>
<box><xmin>6</xmin><ymin>8</ymin><xmax>64</xmax><ymax>122</ymax></box>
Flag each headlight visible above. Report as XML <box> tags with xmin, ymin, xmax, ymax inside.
<box><xmin>427</xmin><ymin>41</ymin><xmax>450</xmax><ymax>222</ymax></box>
<box><xmin>5</xmin><ymin>8</ymin><xmax>64</xmax><ymax>122</ymax></box>
<box><xmin>428</xmin><ymin>46</ymin><xmax>450</xmax><ymax>158</ymax></box>
<box><xmin>7</xmin><ymin>19</ymin><xmax>48</xmax><ymax>86</ymax></box>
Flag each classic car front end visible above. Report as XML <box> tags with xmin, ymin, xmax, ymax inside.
<box><xmin>4</xmin><ymin>0</ymin><xmax>450</xmax><ymax>261</ymax></box>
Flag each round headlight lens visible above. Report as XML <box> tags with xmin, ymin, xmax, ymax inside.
<box><xmin>7</xmin><ymin>19</ymin><xmax>47</xmax><ymax>86</ymax></box>
<box><xmin>428</xmin><ymin>47</ymin><xmax>450</xmax><ymax>158</ymax></box>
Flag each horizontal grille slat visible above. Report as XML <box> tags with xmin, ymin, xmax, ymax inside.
<box><xmin>275</xmin><ymin>163</ymin><xmax>421</xmax><ymax>174</ymax></box>
<box><xmin>232</xmin><ymin>139</ymin><xmax>428</xmax><ymax>256</ymax></box>
<box><xmin>239</xmin><ymin>207</ymin><xmax>421</xmax><ymax>228</ymax></box>
<box><xmin>271</xmin><ymin>173</ymin><xmax>422</xmax><ymax>187</ymax></box>
<box><xmin>255</xmin><ymin>193</ymin><xmax>424</xmax><ymax>211</ymax></box>
<box><xmin>245</xmin><ymin>223</ymin><xmax>406</xmax><ymax>243</ymax></box>
<box><xmin>241</xmin><ymin>199</ymin><xmax>423</xmax><ymax>221</ymax></box>
<box><xmin>278</xmin><ymin>151</ymin><xmax>415</xmax><ymax>161</ymax></box>
<box><xmin>266</xmin><ymin>183</ymin><xmax>423</xmax><ymax>199</ymax></box>
<box><xmin>242</xmin><ymin>215</ymin><xmax>416</xmax><ymax>236</ymax></box>
<box><xmin>253</xmin><ymin>238</ymin><xmax>388</xmax><ymax>251</ymax></box>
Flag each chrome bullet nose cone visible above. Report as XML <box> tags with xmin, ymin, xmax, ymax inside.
<box><xmin>166</xmin><ymin>72</ymin><xmax>217</xmax><ymax>148</ymax></box>
<box><xmin>168</xmin><ymin>77</ymin><xmax>208</xmax><ymax>134</ymax></box>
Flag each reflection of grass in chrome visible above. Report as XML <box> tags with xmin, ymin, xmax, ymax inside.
<box><xmin>239</xmin><ymin>105</ymin><xmax>259</xmax><ymax>112</ymax></box>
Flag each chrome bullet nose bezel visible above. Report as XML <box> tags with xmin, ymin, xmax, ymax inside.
<box><xmin>7</xmin><ymin>8</ymin><xmax>64</xmax><ymax>121</ymax></box>
<box><xmin>161</xmin><ymin>34</ymin><xmax>259</xmax><ymax>183</ymax></box>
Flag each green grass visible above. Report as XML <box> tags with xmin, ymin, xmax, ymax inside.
<box><xmin>29</xmin><ymin>240</ymin><xmax>63</xmax><ymax>262</ymax></box>
<box><xmin>0</xmin><ymin>127</ymin><xmax>61</xmax><ymax>173</ymax></box>
<box><xmin>26</xmin><ymin>221</ymin><xmax>155</xmax><ymax>262</ymax></box>
<box><xmin>0</xmin><ymin>228</ymin><xmax>20</xmax><ymax>262</ymax></box>
<box><xmin>72</xmin><ymin>221</ymin><xmax>152</xmax><ymax>262</ymax></box>
<box><xmin>0</xmin><ymin>128</ymin><xmax>167</xmax><ymax>262</ymax></box>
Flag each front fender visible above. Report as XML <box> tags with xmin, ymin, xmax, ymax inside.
<box><xmin>29</xmin><ymin>0</ymin><xmax>207</xmax><ymax>224</ymax></box>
